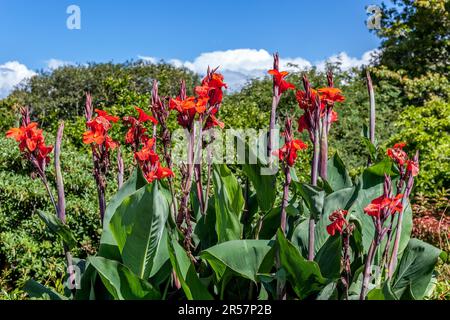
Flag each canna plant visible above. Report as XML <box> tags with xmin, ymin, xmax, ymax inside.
<box><xmin>6</xmin><ymin>58</ymin><xmax>443</xmax><ymax>301</ymax></box>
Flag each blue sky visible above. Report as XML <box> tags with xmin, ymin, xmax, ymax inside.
<box><xmin>0</xmin><ymin>0</ymin><xmax>384</xmax><ymax>96</ymax></box>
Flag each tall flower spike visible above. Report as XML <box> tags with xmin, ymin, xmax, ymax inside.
<box><xmin>6</xmin><ymin>111</ymin><xmax>77</xmax><ymax>292</ymax></box>
<box><xmin>82</xmin><ymin>95</ymin><xmax>118</xmax><ymax>224</ymax></box>
<box><xmin>275</xmin><ymin>117</ymin><xmax>307</xmax><ymax>235</ymax></box>
<box><xmin>267</xmin><ymin>53</ymin><xmax>295</xmax><ymax>164</ymax></box>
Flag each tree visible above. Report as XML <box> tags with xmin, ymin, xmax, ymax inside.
<box><xmin>376</xmin><ymin>0</ymin><xmax>450</xmax><ymax>78</ymax></box>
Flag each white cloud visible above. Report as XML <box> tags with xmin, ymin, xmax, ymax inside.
<box><xmin>0</xmin><ymin>61</ymin><xmax>36</xmax><ymax>99</ymax></box>
<box><xmin>137</xmin><ymin>55</ymin><xmax>158</xmax><ymax>64</ymax></box>
<box><xmin>0</xmin><ymin>49</ymin><xmax>379</xmax><ymax>98</ymax></box>
<box><xmin>46</xmin><ymin>58</ymin><xmax>73</xmax><ymax>70</ymax></box>
<box><xmin>138</xmin><ymin>48</ymin><xmax>377</xmax><ymax>91</ymax></box>
<box><xmin>315</xmin><ymin>49</ymin><xmax>379</xmax><ymax>71</ymax></box>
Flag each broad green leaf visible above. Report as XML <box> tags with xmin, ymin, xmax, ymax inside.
<box><xmin>212</xmin><ymin>164</ymin><xmax>244</xmax><ymax>243</ymax></box>
<box><xmin>292</xmin><ymin>186</ymin><xmax>356</xmax><ymax>256</ymax></box>
<box><xmin>193</xmin><ymin>195</ymin><xmax>218</xmax><ymax>250</ymax></box>
<box><xmin>200</xmin><ymin>240</ymin><xmax>273</xmax><ymax>282</ymax></box>
<box><xmin>316</xmin><ymin>281</ymin><xmax>338</xmax><ymax>300</ymax></box>
<box><xmin>168</xmin><ymin>238</ymin><xmax>213</xmax><ymax>300</ymax></box>
<box><xmin>74</xmin><ymin>262</ymin><xmax>98</xmax><ymax>300</ymax></box>
<box><xmin>88</xmin><ymin>256</ymin><xmax>160</xmax><ymax>300</ymax></box>
<box><xmin>276</xmin><ymin>229</ymin><xmax>326</xmax><ymax>299</ymax></box>
<box><xmin>36</xmin><ymin>210</ymin><xmax>77</xmax><ymax>249</ymax></box>
<box><xmin>326</xmin><ymin>152</ymin><xmax>353</xmax><ymax>191</ymax></box>
<box><xmin>314</xmin><ymin>234</ymin><xmax>342</xmax><ymax>280</ymax></box>
<box><xmin>110</xmin><ymin>182</ymin><xmax>169</xmax><ymax>279</ymax></box>
<box><xmin>366</xmin><ymin>157</ymin><xmax>397</xmax><ymax>176</ymax></box>
<box><xmin>259</xmin><ymin>199</ymin><xmax>300</xmax><ymax>240</ymax></box>
<box><xmin>295</xmin><ymin>183</ymin><xmax>325</xmax><ymax>220</ymax></box>
<box><xmin>367</xmin><ymin>281</ymin><xmax>397</xmax><ymax>300</ymax></box>
<box><xmin>99</xmin><ymin>168</ymin><xmax>147</xmax><ymax>260</ymax></box>
<box><xmin>23</xmin><ymin>280</ymin><xmax>67</xmax><ymax>300</ymax></box>
<box><xmin>391</xmin><ymin>239</ymin><xmax>441</xmax><ymax>300</ymax></box>
<box><xmin>315</xmin><ymin>187</ymin><xmax>356</xmax><ymax>251</ymax></box>
<box><xmin>149</xmin><ymin>228</ymin><xmax>170</xmax><ymax>280</ymax></box>
<box><xmin>349</xmin><ymin>170</ymin><xmax>412</xmax><ymax>256</ymax></box>
<box><xmin>361</xmin><ymin>137</ymin><xmax>377</xmax><ymax>162</ymax></box>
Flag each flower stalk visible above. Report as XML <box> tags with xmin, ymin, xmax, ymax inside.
<box><xmin>83</xmin><ymin>93</ymin><xmax>121</xmax><ymax>224</ymax></box>
<box><xmin>151</xmin><ymin>80</ymin><xmax>177</xmax><ymax>219</ymax></box>
<box><xmin>360</xmin><ymin>175</ymin><xmax>404</xmax><ymax>299</ymax></box>
<box><xmin>6</xmin><ymin>113</ymin><xmax>76</xmax><ymax>294</ymax></box>
<box><xmin>388</xmin><ymin>151</ymin><xmax>419</xmax><ymax>278</ymax></box>
<box><xmin>268</xmin><ymin>53</ymin><xmax>280</xmax><ymax>163</ymax></box>
<box><xmin>117</xmin><ymin>146</ymin><xmax>124</xmax><ymax>189</ymax></box>
<box><xmin>319</xmin><ymin>70</ymin><xmax>334</xmax><ymax>180</ymax></box>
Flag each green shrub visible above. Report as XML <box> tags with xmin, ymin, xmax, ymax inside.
<box><xmin>390</xmin><ymin>98</ymin><xmax>450</xmax><ymax>194</ymax></box>
<box><xmin>0</xmin><ymin>136</ymin><xmax>105</xmax><ymax>297</ymax></box>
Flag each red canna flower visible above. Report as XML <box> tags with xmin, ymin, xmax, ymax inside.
<box><xmin>155</xmin><ymin>162</ymin><xmax>174</xmax><ymax>179</ymax></box>
<box><xmin>170</xmin><ymin>96</ymin><xmax>205</xmax><ymax>129</ymax></box>
<box><xmin>83</xmin><ymin>109</ymin><xmax>118</xmax><ymax>150</ymax></box>
<box><xmin>135</xmin><ymin>107</ymin><xmax>158</xmax><ymax>124</ymax></box>
<box><xmin>195</xmin><ymin>85</ymin><xmax>209</xmax><ymax>99</ymax></box>
<box><xmin>393</xmin><ymin>142</ymin><xmax>406</xmax><ymax>149</ymax></box>
<box><xmin>297</xmin><ymin>114</ymin><xmax>310</xmax><ymax>133</ymax></box>
<box><xmin>144</xmin><ymin>164</ymin><xmax>174</xmax><ymax>184</ymax></box>
<box><xmin>364</xmin><ymin>195</ymin><xmax>386</xmax><ymax>218</ymax></box>
<box><xmin>384</xmin><ymin>194</ymin><xmax>404</xmax><ymax>214</ymax></box>
<box><xmin>201</xmin><ymin>71</ymin><xmax>227</xmax><ymax>106</ymax></box>
<box><xmin>95</xmin><ymin>109</ymin><xmax>120</xmax><ymax>123</ymax></box>
<box><xmin>318</xmin><ymin>87</ymin><xmax>345</xmax><ymax>105</ymax></box>
<box><xmin>364</xmin><ymin>194</ymin><xmax>404</xmax><ymax>218</ymax></box>
<box><xmin>330</xmin><ymin>109</ymin><xmax>338</xmax><ymax>123</ymax></box>
<box><xmin>326</xmin><ymin>209</ymin><xmax>348</xmax><ymax>236</ymax></box>
<box><xmin>134</xmin><ymin>138</ymin><xmax>174</xmax><ymax>183</ymax></box>
<box><xmin>296</xmin><ymin>89</ymin><xmax>321</xmax><ymax>111</ymax></box>
<box><xmin>134</xmin><ymin>138</ymin><xmax>159</xmax><ymax>162</ymax></box>
<box><xmin>274</xmin><ymin>139</ymin><xmax>308</xmax><ymax>167</ymax></box>
<box><xmin>122</xmin><ymin>107</ymin><xmax>157</xmax><ymax>151</ymax></box>
<box><xmin>204</xmin><ymin>114</ymin><xmax>225</xmax><ymax>130</ymax></box>
<box><xmin>6</xmin><ymin>121</ymin><xmax>54</xmax><ymax>171</ymax></box>
<box><xmin>387</xmin><ymin>142</ymin><xmax>408</xmax><ymax>166</ymax></box>
<box><xmin>7</xmin><ymin>122</ymin><xmax>44</xmax><ymax>152</ymax></box>
<box><xmin>268</xmin><ymin>69</ymin><xmax>295</xmax><ymax>95</ymax></box>
<box><xmin>82</xmin><ymin>127</ymin><xmax>106</xmax><ymax>145</ymax></box>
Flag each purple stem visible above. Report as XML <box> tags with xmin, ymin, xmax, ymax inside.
<box><xmin>366</xmin><ymin>70</ymin><xmax>376</xmax><ymax>145</ymax></box>
<box><xmin>117</xmin><ymin>147</ymin><xmax>124</xmax><ymax>189</ymax></box>
<box><xmin>194</xmin><ymin>116</ymin><xmax>205</xmax><ymax>214</ymax></box>
<box><xmin>203</xmin><ymin>146</ymin><xmax>213</xmax><ymax>215</ymax></box>
<box><xmin>268</xmin><ymin>92</ymin><xmax>280</xmax><ymax>163</ymax></box>
<box><xmin>360</xmin><ymin>239</ymin><xmax>377</xmax><ymax>300</ymax></box>
<box><xmin>280</xmin><ymin>164</ymin><xmax>292</xmax><ymax>234</ymax></box>
<box><xmin>308</xmin><ymin>127</ymin><xmax>320</xmax><ymax>261</ymax></box>
<box><xmin>388</xmin><ymin>153</ymin><xmax>418</xmax><ymax>278</ymax></box>
<box><xmin>54</xmin><ymin>122</ymin><xmax>76</xmax><ymax>293</ymax></box>
<box><xmin>319</xmin><ymin>114</ymin><xmax>329</xmax><ymax>180</ymax></box>
<box><xmin>267</xmin><ymin>53</ymin><xmax>280</xmax><ymax>163</ymax></box>
<box><xmin>366</xmin><ymin>70</ymin><xmax>376</xmax><ymax>165</ymax></box>
<box><xmin>55</xmin><ymin>122</ymin><xmax>66</xmax><ymax>223</ymax></box>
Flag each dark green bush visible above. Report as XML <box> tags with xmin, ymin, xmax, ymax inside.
<box><xmin>389</xmin><ymin>98</ymin><xmax>450</xmax><ymax>194</ymax></box>
<box><xmin>0</xmin><ymin>136</ymin><xmax>104</xmax><ymax>298</ymax></box>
